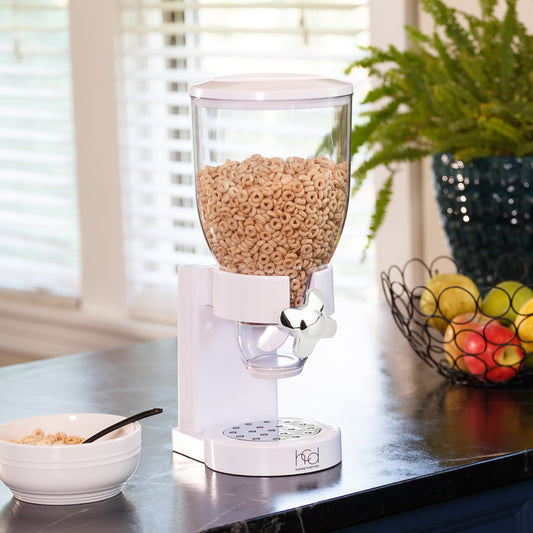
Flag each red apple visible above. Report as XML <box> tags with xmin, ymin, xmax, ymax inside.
<box><xmin>443</xmin><ymin>311</ymin><xmax>490</xmax><ymax>372</ymax></box>
<box><xmin>463</xmin><ymin>322</ymin><xmax>525</xmax><ymax>383</ymax></box>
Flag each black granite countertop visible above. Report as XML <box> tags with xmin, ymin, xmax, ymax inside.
<box><xmin>0</xmin><ymin>299</ymin><xmax>533</xmax><ymax>532</ymax></box>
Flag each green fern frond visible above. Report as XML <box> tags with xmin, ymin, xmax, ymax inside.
<box><xmin>350</xmin><ymin>170</ymin><xmax>368</xmax><ymax>195</ymax></box>
<box><xmin>516</xmin><ymin>141</ymin><xmax>533</xmax><ymax>157</ymax></box>
<box><xmin>507</xmin><ymin>100</ymin><xmax>533</xmax><ymax>125</ymax></box>
<box><xmin>362</xmin><ymin>83</ymin><xmax>402</xmax><ymax>105</ymax></box>
<box><xmin>453</xmin><ymin>147</ymin><xmax>494</xmax><ymax>162</ymax></box>
<box><xmin>361</xmin><ymin>174</ymin><xmax>394</xmax><ymax>261</ymax></box>
<box><xmin>455</xmin><ymin>56</ymin><xmax>490</xmax><ymax>100</ymax></box>
<box><xmin>427</xmin><ymin>31</ymin><xmax>460</xmax><ymax>80</ymax></box>
<box><xmin>479</xmin><ymin>0</ymin><xmax>498</xmax><ymax>19</ymax></box>
<box><xmin>351</xmin><ymin>146</ymin><xmax>431</xmax><ymax>203</ymax></box>
<box><xmin>446</xmin><ymin>117</ymin><xmax>479</xmax><ymax>134</ymax></box>
<box><xmin>432</xmin><ymin>81</ymin><xmax>482</xmax><ymax>114</ymax></box>
<box><xmin>346</xmin><ymin>46</ymin><xmax>395</xmax><ymax>76</ymax></box>
<box><xmin>351</xmin><ymin>99</ymin><xmax>405</xmax><ymax>154</ymax></box>
<box><xmin>435</xmin><ymin>131</ymin><xmax>495</xmax><ymax>156</ymax></box>
<box><xmin>499</xmin><ymin>0</ymin><xmax>518</xmax><ymax>100</ymax></box>
<box><xmin>405</xmin><ymin>25</ymin><xmax>432</xmax><ymax>49</ymax></box>
<box><xmin>481</xmin><ymin>116</ymin><xmax>525</xmax><ymax>145</ymax></box>
<box><xmin>420</xmin><ymin>0</ymin><xmax>475</xmax><ymax>55</ymax></box>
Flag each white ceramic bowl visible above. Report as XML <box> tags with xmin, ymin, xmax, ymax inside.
<box><xmin>0</xmin><ymin>413</ymin><xmax>142</xmax><ymax>505</ymax></box>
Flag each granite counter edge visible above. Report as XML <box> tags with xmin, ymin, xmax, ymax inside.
<box><xmin>201</xmin><ymin>448</ymin><xmax>533</xmax><ymax>533</ymax></box>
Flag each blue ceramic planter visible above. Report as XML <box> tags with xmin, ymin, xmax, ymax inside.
<box><xmin>432</xmin><ymin>153</ymin><xmax>533</xmax><ymax>288</ymax></box>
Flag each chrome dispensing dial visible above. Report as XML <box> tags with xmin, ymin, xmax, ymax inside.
<box><xmin>279</xmin><ymin>289</ymin><xmax>337</xmax><ymax>359</ymax></box>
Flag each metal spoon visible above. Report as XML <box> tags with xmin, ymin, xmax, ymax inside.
<box><xmin>83</xmin><ymin>407</ymin><xmax>163</xmax><ymax>443</ymax></box>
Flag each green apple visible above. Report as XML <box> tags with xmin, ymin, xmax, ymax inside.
<box><xmin>481</xmin><ymin>280</ymin><xmax>533</xmax><ymax>327</ymax></box>
<box><xmin>420</xmin><ymin>273</ymin><xmax>480</xmax><ymax>333</ymax></box>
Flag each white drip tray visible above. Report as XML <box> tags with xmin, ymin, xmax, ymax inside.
<box><xmin>204</xmin><ymin>417</ymin><xmax>341</xmax><ymax>476</ymax></box>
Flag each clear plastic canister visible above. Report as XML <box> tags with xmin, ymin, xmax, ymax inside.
<box><xmin>191</xmin><ymin>73</ymin><xmax>353</xmax><ymax>309</ymax></box>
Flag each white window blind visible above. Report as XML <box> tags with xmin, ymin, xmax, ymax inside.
<box><xmin>116</xmin><ymin>0</ymin><xmax>374</xmax><ymax>322</ymax></box>
<box><xmin>0</xmin><ymin>0</ymin><xmax>80</xmax><ymax>298</ymax></box>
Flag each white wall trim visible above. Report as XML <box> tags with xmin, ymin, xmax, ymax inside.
<box><xmin>369</xmin><ymin>0</ymin><xmax>424</xmax><ymax>286</ymax></box>
<box><xmin>69</xmin><ymin>0</ymin><xmax>128</xmax><ymax>318</ymax></box>
<box><xmin>0</xmin><ymin>298</ymin><xmax>175</xmax><ymax>360</ymax></box>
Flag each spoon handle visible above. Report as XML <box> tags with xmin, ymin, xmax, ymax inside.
<box><xmin>83</xmin><ymin>407</ymin><xmax>163</xmax><ymax>443</ymax></box>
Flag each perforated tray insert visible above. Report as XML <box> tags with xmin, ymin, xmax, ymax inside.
<box><xmin>222</xmin><ymin>419</ymin><xmax>322</xmax><ymax>442</ymax></box>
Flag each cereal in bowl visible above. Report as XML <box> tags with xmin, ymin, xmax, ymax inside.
<box><xmin>7</xmin><ymin>428</ymin><xmax>84</xmax><ymax>445</ymax></box>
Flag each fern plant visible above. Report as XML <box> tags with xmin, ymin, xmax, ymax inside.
<box><xmin>350</xmin><ymin>0</ymin><xmax>533</xmax><ymax>255</ymax></box>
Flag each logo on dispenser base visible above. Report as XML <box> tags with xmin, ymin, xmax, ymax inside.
<box><xmin>295</xmin><ymin>447</ymin><xmax>320</xmax><ymax>471</ymax></box>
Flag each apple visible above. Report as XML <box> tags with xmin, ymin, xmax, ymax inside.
<box><xmin>443</xmin><ymin>311</ymin><xmax>490</xmax><ymax>372</ymax></box>
<box><xmin>481</xmin><ymin>280</ymin><xmax>533</xmax><ymax>326</ymax></box>
<box><xmin>463</xmin><ymin>322</ymin><xmax>525</xmax><ymax>383</ymax></box>
<box><xmin>458</xmin><ymin>388</ymin><xmax>524</xmax><ymax>448</ymax></box>
<box><xmin>441</xmin><ymin>387</ymin><xmax>528</xmax><ymax>454</ymax></box>
<box><xmin>420</xmin><ymin>272</ymin><xmax>480</xmax><ymax>333</ymax></box>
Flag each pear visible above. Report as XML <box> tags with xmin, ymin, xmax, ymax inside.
<box><xmin>420</xmin><ymin>273</ymin><xmax>480</xmax><ymax>333</ymax></box>
<box><xmin>515</xmin><ymin>297</ymin><xmax>533</xmax><ymax>360</ymax></box>
<box><xmin>482</xmin><ymin>280</ymin><xmax>533</xmax><ymax>326</ymax></box>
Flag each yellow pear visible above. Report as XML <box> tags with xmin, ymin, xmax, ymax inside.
<box><xmin>515</xmin><ymin>297</ymin><xmax>533</xmax><ymax>357</ymax></box>
<box><xmin>420</xmin><ymin>273</ymin><xmax>480</xmax><ymax>333</ymax></box>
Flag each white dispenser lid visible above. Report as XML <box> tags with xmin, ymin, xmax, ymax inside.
<box><xmin>190</xmin><ymin>73</ymin><xmax>353</xmax><ymax>109</ymax></box>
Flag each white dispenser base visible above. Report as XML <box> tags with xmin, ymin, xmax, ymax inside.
<box><xmin>172</xmin><ymin>418</ymin><xmax>341</xmax><ymax>476</ymax></box>
<box><xmin>204</xmin><ymin>418</ymin><xmax>341</xmax><ymax>476</ymax></box>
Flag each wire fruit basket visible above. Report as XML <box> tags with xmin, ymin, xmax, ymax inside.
<box><xmin>381</xmin><ymin>255</ymin><xmax>533</xmax><ymax>387</ymax></box>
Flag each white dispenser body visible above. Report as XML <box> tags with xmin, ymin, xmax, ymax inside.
<box><xmin>172</xmin><ymin>74</ymin><xmax>352</xmax><ymax>476</ymax></box>
<box><xmin>172</xmin><ymin>264</ymin><xmax>342</xmax><ymax>476</ymax></box>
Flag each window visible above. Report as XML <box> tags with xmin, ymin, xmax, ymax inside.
<box><xmin>0</xmin><ymin>0</ymin><xmax>79</xmax><ymax>298</ymax></box>
<box><xmin>0</xmin><ymin>0</ymin><xmax>378</xmax><ymax>356</ymax></box>
<box><xmin>116</xmin><ymin>0</ymin><xmax>375</xmax><ymax>322</ymax></box>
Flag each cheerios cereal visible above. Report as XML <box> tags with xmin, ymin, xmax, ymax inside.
<box><xmin>7</xmin><ymin>428</ymin><xmax>84</xmax><ymax>445</ymax></box>
<box><xmin>196</xmin><ymin>154</ymin><xmax>349</xmax><ymax>306</ymax></box>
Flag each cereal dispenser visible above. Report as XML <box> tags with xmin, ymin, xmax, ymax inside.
<box><xmin>172</xmin><ymin>74</ymin><xmax>352</xmax><ymax>476</ymax></box>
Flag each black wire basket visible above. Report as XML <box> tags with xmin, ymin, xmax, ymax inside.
<box><xmin>381</xmin><ymin>255</ymin><xmax>533</xmax><ymax>387</ymax></box>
